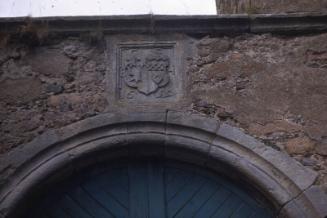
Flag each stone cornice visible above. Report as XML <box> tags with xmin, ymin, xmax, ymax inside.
<box><xmin>0</xmin><ymin>13</ymin><xmax>326</xmax><ymax>35</ymax></box>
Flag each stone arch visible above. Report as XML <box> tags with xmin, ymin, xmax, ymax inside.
<box><xmin>0</xmin><ymin>111</ymin><xmax>326</xmax><ymax>218</ymax></box>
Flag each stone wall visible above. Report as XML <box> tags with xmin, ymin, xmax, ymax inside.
<box><xmin>0</xmin><ymin>36</ymin><xmax>108</xmax><ymax>154</ymax></box>
<box><xmin>216</xmin><ymin>0</ymin><xmax>327</xmax><ymax>14</ymax></box>
<box><xmin>1</xmin><ymin>32</ymin><xmax>327</xmax><ymax>193</ymax></box>
<box><xmin>191</xmin><ymin>34</ymin><xmax>327</xmax><ymax>192</ymax></box>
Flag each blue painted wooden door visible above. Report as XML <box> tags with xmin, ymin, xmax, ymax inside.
<box><xmin>28</xmin><ymin>161</ymin><xmax>274</xmax><ymax>218</ymax></box>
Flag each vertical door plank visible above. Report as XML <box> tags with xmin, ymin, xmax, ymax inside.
<box><xmin>60</xmin><ymin>195</ymin><xmax>93</xmax><ymax>218</ymax></box>
<box><xmin>174</xmin><ymin>180</ymin><xmax>219</xmax><ymax>218</ymax></box>
<box><xmin>68</xmin><ymin>186</ymin><xmax>115</xmax><ymax>218</ymax></box>
<box><xmin>165</xmin><ymin>168</ymin><xmax>193</xmax><ymax>201</ymax></box>
<box><xmin>230</xmin><ymin>203</ymin><xmax>253</xmax><ymax>218</ymax></box>
<box><xmin>129</xmin><ymin>163</ymin><xmax>149</xmax><ymax>218</ymax></box>
<box><xmin>211</xmin><ymin>195</ymin><xmax>242</xmax><ymax>218</ymax></box>
<box><xmin>167</xmin><ymin>175</ymin><xmax>206</xmax><ymax>218</ymax></box>
<box><xmin>38</xmin><ymin>189</ymin><xmax>72</xmax><ymax>218</ymax></box>
<box><xmin>148</xmin><ymin>162</ymin><xmax>166</xmax><ymax>218</ymax></box>
<box><xmin>102</xmin><ymin>168</ymin><xmax>129</xmax><ymax>209</ymax></box>
<box><xmin>193</xmin><ymin>187</ymin><xmax>231</xmax><ymax>218</ymax></box>
<box><xmin>48</xmin><ymin>208</ymin><xmax>72</xmax><ymax>218</ymax></box>
<box><xmin>83</xmin><ymin>180</ymin><xmax>128</xmax><ymax>218</ymax></box>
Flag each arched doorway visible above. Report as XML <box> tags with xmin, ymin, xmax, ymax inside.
<box><xmin>27</xmin><ymin>160</ymin><xmax>274</xmax><ymax>218</ymax></box>
<box><xmin>0</xmin><ymin>112</ymin><xmax>325</xmax><ymax>218</ymax></box>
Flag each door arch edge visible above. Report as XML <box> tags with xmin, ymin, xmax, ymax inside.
<box><xmin>0</xmin><ymin>111</ymin><xmax>326</xmax><ymax>218</ymax></box>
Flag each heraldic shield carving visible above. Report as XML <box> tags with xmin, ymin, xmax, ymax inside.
<box><xmin>118</xmin><ymin>43</ymin><xmax>177</xmax><ymax>101</ymax></box>
<box><xmin>123</xmin><ymin>52</ymin><xmax>170</xmax><ymax>95</ymax></box>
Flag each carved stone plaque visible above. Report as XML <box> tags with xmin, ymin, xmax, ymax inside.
<box><xmin>106</xmin><ymin>35</ymin><xmax>190</xmax><ymax>110</ymax></box>
<box><xmin>117</xmin><ymin>43</ymin><xmax>178</xmax><ymax>102</ymax></box>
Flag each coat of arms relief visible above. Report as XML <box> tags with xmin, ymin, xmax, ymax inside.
<box><xmin>118</xmin><ymin>44</ymin><xmax>176</xmax><ymax>101</ymax></box>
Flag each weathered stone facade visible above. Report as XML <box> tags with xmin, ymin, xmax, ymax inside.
<box><xmin>191</xmin><ymin>33</ymin><xmax>327</xmax><ymax>192</ymax></box>
<box><xmin>0</xmin><ymin>13</ymin><xmax>327</xmax><ymax>217</ymax></box>
<box><xmin>1</xmin><ymin>31</ymin><xmax>327</xmax><ymax>194</ymax></box>
<box><xmin>0</xmin><ymin>36</ymin><xmax>108</xmax><ymax>153</ymax></box>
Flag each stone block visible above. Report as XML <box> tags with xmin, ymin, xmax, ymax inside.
<box><xmin>285</xmin><ymin>136</ymin><xmax>315</xmax><ymax>155</ymax></box>
<box><xmin>208</xmin><ymin>144</ymin><xmax>292</xmax><ymax>206</ymax></box>
<box><xmin>303</xmin><ymin>186</ymin><xmax>327</xmax><ymax>217</ymax></box>
<box><xmin>279</xmin><ymin>185</ymin><xmax>327</xmax><ymax>218</ymax></box>
<box><xmin>0</xmin><ymin>78</ymin><xmax>42</xmax><ymax>104</ymax></box>
<box><xmin>217</xmin><ymin>123</ymin><xmax>318</xmax><ymax>191</ymax></box>
<box><xmin>167</xmin><ymin>110</ymin><xmax>220</xmax><ymax>134</ymax></box>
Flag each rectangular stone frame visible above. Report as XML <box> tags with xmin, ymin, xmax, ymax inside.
<box><xmin>105</xmin><ymin>34</ymin><xmax>192</xmax><ymax>112</ymax></box>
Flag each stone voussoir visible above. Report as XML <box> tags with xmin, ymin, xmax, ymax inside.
<box><xmin>0</xmin><ymin>112</ymin><xmax>326</xmax><ymax>218</ymax></box>
<box><xmin>279</xmin><ymin>185</ymin><xmax>327</xmax><ymax>218</ymax></box>
<box><xmin>216</xmin><ymin>123</ymin><xmax>318</xmax><ymax>192</ymax></box>
<box><xmin>166</xmin><ymin>110</ymin><xmax>220</xmax><ymax>134</ymax></box>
